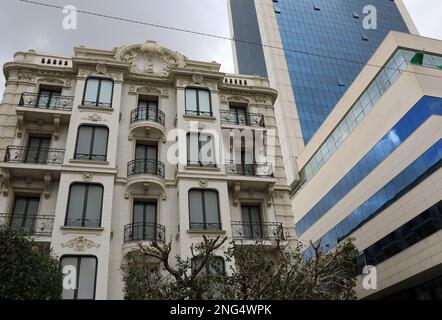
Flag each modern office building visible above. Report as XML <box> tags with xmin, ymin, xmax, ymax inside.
<box><xmin>228</xmin><ymin>0</ymin><xmax>418</xmax><ymax>184</ymax></box>
<box><xmin>0</xmin><ymin>41</ymin><xmax>293</xmax><ymax>299</ymax></box>
<box><xmin>291</xmin><ymin>32</ymin><xmax>442</xmax><ymax>299</ymax></box>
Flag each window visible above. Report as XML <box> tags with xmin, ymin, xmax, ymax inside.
<box><xmin>137</xmin><ymin>98</ymin><xmax>159</xmax><ymax>122</ymax></box>
<box><xmin>37</xmin><ymin>88</ymin><xmax>61</xmax><ymax>108</ymax></box>
<box><xmin>26</xmin><ymin>136</ymin><xmax>51</xmax><ymax>164</ymax></box>
<box><xmin>185</xmin><ymin>88</ymin><xmax>212</xmax><ymax>116</ymax></box>
<box><xmin>61</xmin><ymin>256</ymin><xmax>97</xmax><ymax>300</ymax></box>
<box><xmin>10</xmin><ymin>196</ymin><xmax>40</xmax><ymax>234</ymax></box>
<box><xmin>74</xmin><ymin>125</ymin><xmax>108</xmax><ymax>161</ymax></box>
<box><xmin>241</xmin><ymin>205</ymin><xmax>262</xmax><ymax>239</ymax></box>
<box><xmin>191</xmin><ymin>256</ymin><xmax>225</xmax><ymax>276</ymax></box>
<box><xmin>65</xmin><ymin>183</ymin><xmax>103</xmax><ymax>227</ymax></box>
<box><xmin>229</xmin><ymin>106</ymin><xmax>247</xmax><ymax>125</ymax></box>
<box><xmin>188</xmin><ymin>189</ymin><xmax>221</xmax><ymax>230</ymax></box>
<box><xmin>82</xmin><ymin>78</ymin><xmax>113</xmax><ymax>107</ymax></box>
<box><xmin>132</xmin><ymin>201</ymin><xmax>157</xmax><ymax>241</ymax></box>
<box><xmin>187</xmin><ymin>132</ymin><xmax>216</xmax><ymax>167</ymax></box>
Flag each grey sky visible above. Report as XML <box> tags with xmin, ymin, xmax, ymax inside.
<box><xmin>0</xmin><ymin>0</ymin><xmax>441</xmax><ymax>97</ymax></box>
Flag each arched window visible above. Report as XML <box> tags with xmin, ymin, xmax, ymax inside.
<box><xmin>82</xmin><ymin>78</ymin><xmax>113</xmax><ymax>107</ymax></box>
<box><xmin>185</xmin><ymin>88</ymin><xmax>212</xmax><ymax>116</ymax></box>
<box><xmin>65</xmin><ymin>183</ymin><xmax>103</xmax><ymax>227</ymax></box>
<box><xmin>74</xmin><ymin>125</ymin><xmax>109</xmax><ymax>161</ymax></box>
<box><xmin>188</xmin><ymin>189</ymin><xmax>221</xmax><ymax>230</ymax></box>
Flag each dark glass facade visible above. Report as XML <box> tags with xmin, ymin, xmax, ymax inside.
<box><xmin>229</xmin><ymin>0</ymin><xmax>268</xmax><ymax>77</ymax></box>
<box><xmin>230</xmin><ymin>0</ymin><xmax>409</xmax><ymax>144</ymax></box>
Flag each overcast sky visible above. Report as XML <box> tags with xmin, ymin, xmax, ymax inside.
<box><xmin>0</xmin><ymin>0</ymin><xmax>441</xmax><ymax>97</ymax></box>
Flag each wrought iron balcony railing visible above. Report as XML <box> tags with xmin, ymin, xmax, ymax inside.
<box><xmin>127</xmin><ymin>159</ymin><xmax>165</xmax><ymax>178</ymax></box>
<box><xmin>4</xmin><ymin>146</ymin><xmax>65</xmax><ymax>165</ymax></box>
<box><xmin>19</xmin><ymin>92</ymin><xmax>74</xmax><ymax>111</ymax></box>
<box><xmin>220</xmin><ymin>110</ymin><xmax>265</xmax><ymax>127</ymax></box>
<box><xmin>130</xmin><ymin>106</ymin><xmax>165</xmax><ymax>126</ymax></box>
<box><xmin>124</xmin><ymin>222</ymin><xmax>166</xmax><ymax>243</ymax></box>
<box><xmin>225</xmin><ymin>161</ymin><xmax>273</xmax><ymax>177</ymax></box>
<box><xmin>0</xmin><ymin>213</ymin><xmax>54</xmax><ymax>236</ymax></box>
<box><xmin>231</xmin><ymin>221</ymin><xmax>284</xmax><ymax>241</ymax></box>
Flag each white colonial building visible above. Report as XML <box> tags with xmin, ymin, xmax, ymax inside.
<box><xmin>0</xmin><ymin>41</ymin><xmax>293</xmax><ymax>299</ymax></box>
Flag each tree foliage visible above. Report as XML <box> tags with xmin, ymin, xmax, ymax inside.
<box><xmin>0</xmin><ymin>226</ymin><xmax>63</xmax><ymax>300</ymax></box>
<box><xmin>122</xmin><ymin>236</ymin><xmax>358</xmax><ymax>300</ymax></box>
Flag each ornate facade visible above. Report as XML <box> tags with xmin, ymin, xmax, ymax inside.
<box><xmin>0</xmin><ymin>41</ymin><xmax>293</xmax><ymax>299</ymax></box>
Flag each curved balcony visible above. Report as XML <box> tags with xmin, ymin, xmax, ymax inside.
<box><xmin>123</xmin><ymin>222</ymin><xmax>166</xmax><ymax>244</ymax></box>
<box><xmin>126</xmin><ymin>159</ymin><xmax>166</xmax><ymax>193</ymax></box>
<box><xmin>129</xmin><ymin>106</ymin><xmax>166</xmax><ymax>137</ymax></box>
<box><xmin>231</xmin><ymin>221</ymin><xmax>284</xmax><ymax>241</ymax></box>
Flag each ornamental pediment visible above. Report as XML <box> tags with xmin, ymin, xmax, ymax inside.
<box><xmin>113</xmin><ymin>40</ymin><xmax>186</xmax><ymax>76</ymax></box>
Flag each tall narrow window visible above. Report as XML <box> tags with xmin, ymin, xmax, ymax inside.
<box><xmin>26</xmin><ymin>136</ymin><xmax>51</xmax><ymax>164</ymax></box>
<box><xmin>65</xmin><ymin>183</ymin><xmax>103</xmax><ymax>227</ymax></box>
<box><xmin>83</xmin><ymin>78</ymin><xmax>113</xmax><ymax>107</ymax></box>
<box><xmin>187</xmin><ymin>132</ymin><xmax>216</xmax><ymax>167</ymax></box>
<box><xmin>241</xmin><ymin>205</ymin><xmax>262</xmax><ymax>239</ymax></box>
<box><xmin>61</xmin><ymin>256</ymin><xmax>97</xmax><ymax>300</ymax></box>
<box><xmin>185</xmin><ymin>88</ymin><xmax>212</xmax><ymax>116</ymax></box>
<box><xmin>10</xmin><ymin>196</ymin><xmax>40</xmax><ymax>234</ymax></box>
<box><xmin>188</xmin><ymin>189</ymin><xmax>221</xmax><ymax>230</ymax></box>
<box><xmin>137</xmin><ymin>99</ymin><xmax>159</xmax><ymax>122</ymax></box>
<box><xmin>229</xmin><ymin>106</ymin><xmax>247</xmax><ymax>125</ymax></box>
<box><xmin>74</xmin><ymin>125</ymin><xmax>108</xmax><ymax>161</ymax></box>
<box><xmin>132</xmin><ymin>201</ymin><xmax>157</xmax><ymax>241</ymax></box>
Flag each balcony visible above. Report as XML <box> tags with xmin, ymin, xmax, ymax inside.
<box><xmin>220</xmin><ymin>110</ymin><xmax>265</xmax><ymax>127</ymax></box>
<box><xmin>126</xmin><ymin>159</ymin><xmax>166</xmax><ymax>196</ymax></box>
<box><xmin>0</xmin><ymin>213</ymin><xmax>54</xmax><ymax>237</ymax></box>
<box><xmin>231</xmin><ymin>221</ymin><xmax>284</xmax><ymax>241</ymax></box>
<box><xmin>129</xmin><ymin>106</ymin><xmax>166</xmax><ymax>138</ymax></box>
<box><xmin>225</xmin><ymin>161</ymin><xmax>273</xmax><ymax>177</ymax></box>
<box><xmin>4</xmin><ymin>146</ymin><xmax>65</xmax><ymax>165</ymax></box>
<box><xmin>123</xmin><ymin>222</ymin><xmax>166</xmax><ymax>244</ymax></box>
<box><xmin>19</xmin><ymin>92</ymin><xmax>74</xmax><ymax>111</ymax></box>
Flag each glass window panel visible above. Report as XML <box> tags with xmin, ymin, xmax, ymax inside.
<box><xmin>204</xmin><ymin>191</ymin><xmax>220</xmax><ymax>228</ymax></box>
<box><xmin>76</xmin><ymin>257</ymin><xmax>97</xmax><ymax>300</ymax></box>
<box><xmin>189</xmin><ymin>190</ymin><xmax>204</xmax><ymax>229</ymax></box>
<box><xmin>75</xmin><ymin>126</ymin><xmax>93</xmax><ymax>160</ymax></box>
<box><xmin>98</xmin><ymin>80</ymin><xmax>113</xmax><ymax>106</ymax></box>
<box><xmin>198</xmin><ymin>90</ymin><xmax>211</xmax><ymax>114</ymax></box>
<box><xmin>84</xmin><ymin>185</ymin><xmax>103</xmax><ymax>227</ymax></box>
<box><xmin>84</xmin><ymin>79</ymin><xmax>99</xmax><ymax>105</ymax></box>
<box><xmin>66</xmin><ymin>184</ymin><xmax>86</xmax><ymax>227</ymax></box>
<box><xmin>91</xmin><ymin>127</ymin><xmax>108</xmax><ymax>161</ymax></box>
<box><xmin>61</xmin><ymin>257</ymin><xmax>77</xmax><ymax>300</ymax></box>
<box><xmin>186</xmin><ymin>89</ymin><xmax>197</xmax><ymax>112</ymax></box>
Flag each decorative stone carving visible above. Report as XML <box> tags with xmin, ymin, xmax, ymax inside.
<box><xmin>81</xmin><ymin>114</ymin><xmax>106</xmax><ymax>122</ymax></box>
<box><xmin>53</xmin><ymin>115</ymin><xmax>60</xmax><ymax>140</ymax></box>
<box><xmin>61</xmin><ymin>236</ymin><xmax>100</xmax><ymax>251</ymax></box>
<box><xmin>38</xmin><ymin>77</ymin><xmax>64</xmax><ymax>85</ymax></box>
<box><xmin>83</xmin><ymin>173</ymin><xmax>93</xmax><ymax>182</ymax></box>
<box><xmin>254</xmin><ymin>95</ymin><xmax>268</xmax><ymax>104</ymax></box>
<box><xmin>18</xmin><ymin>73</ymin><xmax>34</xmax><ymax>81</ymax></box>
<box><xmin>0</xmin><ymin>169</ymin><xmax>10</xmax><ymax>196</ymax></box>
<box><xmin>96</xmin><ymin>63</ymin><xmax>107</xmax><ymax>74</ymax></box>
<box><xmin>137</xmin><ymin>86</ymin><xmax>162</xmax><ymax>95</ymax></box>
<box><xmin>227</xmin><ymin>95</ymin><xmax>249</xmax><ymax>103</ymax></box>
<box><xmin>233</xmin><ymin>183</ymin><xmax>241</xmax><ymax>206</ymax></box>
<box><xmin>199</xmin><ymin>180</ymin><xmax>208</xmax><ymax>188</ymax></box>
<box><xmin>192</xmin><ymin>73</ymin><xmax>204</xmax><ymax>84</ymax></box>
<box><xmin>43</xmin><ymin>173</ymin><xmax>51</xmax><ymax>198</ymax></box>
<box><xmin>113</xmin><ymin>40</ymin><xmax>186</xmax><ymax>76</ymax></box>
<box><xmin>16</xmin><ymin>113</ymin><xmax>23</xmax><ymax>137</ymax></box>
<box><xmin>267</xmin><ymin>185</ymin><xmax>275</xmax><ymax>206</ymax></box>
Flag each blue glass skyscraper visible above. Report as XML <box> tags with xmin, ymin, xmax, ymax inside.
<box><xmin>229</xmin><ymin>0</ymin><xmax>411</xmax><ymax>144</ymax></box>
